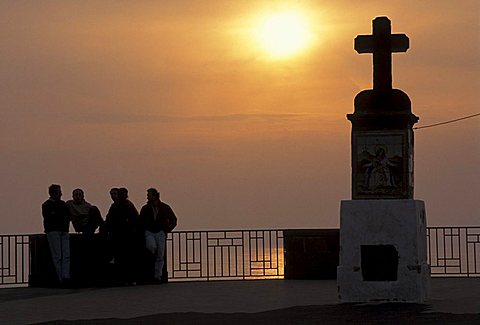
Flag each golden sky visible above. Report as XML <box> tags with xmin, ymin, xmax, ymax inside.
<box><xmin>1</xmin><ymin>1</ymin><xmax>479</xmax><ymax>233</ymax></box>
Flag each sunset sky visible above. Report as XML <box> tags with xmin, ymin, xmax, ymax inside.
<box><xmin>1</xmin><ymin>1</ymin><xmax>479</xmax><ymax>234</ymax></box>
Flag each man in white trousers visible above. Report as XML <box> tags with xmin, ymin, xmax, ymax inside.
<box><xmin>139</xmin><ymin>188</ymin><xmax>177</xmax><ymax>283</ymax></box>
<box><xmin>41</xmin><ymin>184</ymin><xmax>71</xmax><ymax>287</ymax></box>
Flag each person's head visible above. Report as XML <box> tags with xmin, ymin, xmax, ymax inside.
<box><xmin>48</xmin><ymin>184</ymin><xmax>62</xmax><ymax>200</ymax></box>
<box><xmin>146</xmin><ymin>188</ymin><xmax>160</xmax><ymax>203</ymax></box>
<box><xmin>118</xmin><ymin>187</ymin><xmax>128</xmax><ymax>202</ymax></box>
<box><xmin>72</xmin><ymin>188</ymin><xmax>85</xmax><ymax>203</ymax></box>
<box><xmin>109</xmin><ymin>188</ymin><xmax>119</xmax><ymax>203</ymax></box>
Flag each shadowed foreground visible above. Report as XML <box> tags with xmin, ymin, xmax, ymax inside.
<box><xmin>37</xmin><ymin>304</ymin><xmax>479</xmax><ymax>325</ymax></box>
<box><xmin>0</xmin><ymin>278</ymin><xmax>478</xmax><ymax>324</ymax></box>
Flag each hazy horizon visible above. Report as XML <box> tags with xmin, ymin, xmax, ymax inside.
<box><xmin>1</xmin><ymin>1</ymin><xmax>479</xmax><ymax>234</ymax></box>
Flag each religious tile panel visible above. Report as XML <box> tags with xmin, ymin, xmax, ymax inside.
<box><xmin>352</xmin><ymin>130</ymin><xmax>412</xmax><ymax>199</ymax></box>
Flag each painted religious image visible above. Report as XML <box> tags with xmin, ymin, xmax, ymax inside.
<box><xmin>355</xmin><ymin>134</ymin><xmax>404</xmax><ymax>197</ymax></box>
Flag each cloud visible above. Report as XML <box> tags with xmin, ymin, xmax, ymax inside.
<box><xmin>37</xmin><ymin>112</ymin><xmax>341</xmax><ymax>126</ymax></box>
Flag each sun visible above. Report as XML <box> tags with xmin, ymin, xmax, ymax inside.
<box><xmin>256</xmin><ymin>10</ymin><xmax>314</xmax><ymax>59</ymax></box>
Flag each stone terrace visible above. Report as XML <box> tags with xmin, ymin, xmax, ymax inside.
<box><xmin>0</xmin><ymin>278</ymin><xmax>478</xmax><ymax>324</ymax></box>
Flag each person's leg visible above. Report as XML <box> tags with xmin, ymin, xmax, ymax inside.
<box><xmin>46</xmin><ymin>231</ymin><xmax>62</xmax><ymax>283</ymax></box>
<box><xmin>154</xmin><ymin>231</ymin><xmax>166</xmax><ymax>281</ymax></box>
<box><xmin>60</xmin><ymin>232</ymin><xmax>71</xmax><ymax>281</ymax></box>
<box><xmin>145</xmin><ymin>231</ymin><xmax>156</xmax><ymax>282</ymax></box>
<box><xmin>110</xmin><ymin>236</ymin><xmax>125</xmax><ymax>284</ymax></box>
<box><xmin>145</xmin><ymin>231</ymin><xmax>157</xmax><ymax>254</ymax></box>
<box><xmin>114</xmin><ymin>237</ymin><xmax>130</xmax><ymax>284</ymax></box>
<box><xmin>125</xmin><ymin>236</ymin><xmax>137</xmax><ymax>284</ymax></box>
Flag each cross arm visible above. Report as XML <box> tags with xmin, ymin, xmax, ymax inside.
<box><xmin>354</xmin><ymin>34</ymin><xmax>409</xmax><ymax>54</ymax></box>
<box><xmin>391</xmin><ymin>34</ymin><xmax>409</xmax><ymax>52</ymax></box>
<box><xmin>354</xmin><ymin>35</ymin><xmax>374</xmax><ymax>53</ymax></box>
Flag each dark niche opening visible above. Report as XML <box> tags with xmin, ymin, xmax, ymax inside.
<box><xmin>361</xmin><ymin>245</ymin><xmax>398</xmax><ymax>281</ymax></box>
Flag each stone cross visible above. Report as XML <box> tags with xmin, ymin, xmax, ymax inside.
<box><xmin>355</xmin><ymin>17</ymin><xmax>409</xmax><ymax>92</ymax></box>
<box><xmin>339</xmin><ymin>18</ymin><xmax>429</xmax><ymax>305</ymax></box>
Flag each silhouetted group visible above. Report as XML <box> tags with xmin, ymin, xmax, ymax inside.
<box><xmin>41</xmin><ymin>184</ymin><xmax>177</xmax><ymax>287</ymax></box>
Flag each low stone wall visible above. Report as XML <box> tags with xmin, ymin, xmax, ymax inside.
<box><xmin>284</xmin><ymin>229</ymin><xmax>339</xmax><ymax>280</ymax></box>
<box><xmin>29</xmin><ymin>233</ymin><xmax>167</xmax><ymax>287</ymax></box>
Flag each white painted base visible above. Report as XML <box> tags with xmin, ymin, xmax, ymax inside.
<box><xmin>337</xmin><ymin>200</ymin><xmax>430</xmax><ymax>303</ymax></box>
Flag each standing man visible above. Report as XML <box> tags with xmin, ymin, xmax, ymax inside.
<box><xmin>42</xmin><ymin>184</ymin><xmax>71</xmax><ymax>286</ymax></box>
<box><xmin>104</xmin><ymin>187</ymin><xmax>139</xmax><ymax>285</ymax></box>
<box><xmin>139</xmin><ymin>188</ymin><xmax>177</xmax><ymax>283</ymax></box>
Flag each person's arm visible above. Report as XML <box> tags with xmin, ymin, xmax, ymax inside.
<box><xmin>104</xmin><ymin>205</ymin><xmax>114</xmax><ymax>234</ymax></box>
<box><xmin>41</xmin><ymin>201</ymin><xmax>51</xmax><ymax>232</ymax></box>
<box><xmin>137</xmin><ymin>206</ymin><xmax>145</xmax><ymax>232</ymax></box>
<box><xmin>164</xmin><ymin>205</ymin><xmax>177</xmax><ymax>232</ymax></box>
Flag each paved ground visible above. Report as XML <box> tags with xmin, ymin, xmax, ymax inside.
<box><xmin>0</xmin><ymin>278</ymin><xmax>478</xmax><ymax>324</ymax></box>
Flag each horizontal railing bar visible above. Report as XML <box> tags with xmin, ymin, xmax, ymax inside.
<box><xmin>436</xmin><ymin>257</ymin><xmax>461</xmax><ymax>260</ymax></box>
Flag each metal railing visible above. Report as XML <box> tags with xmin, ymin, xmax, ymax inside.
<box><xmin>1</xmin><ymin>226</ymin><xmax>479</xmax><ymax>287</ymax></box>
<box><xmin>167</xmin><ymin>230</ymin><xmax>284</xmax><ymax>281</ymax></box>
<box><xmin>0</xmin><ymin>235</ymin><xmax>30</xmax><ymax>286</ymax></box>
<box><xmin>427</xmin><ymin>227</ymin><xmax>480</xmax><ymax>277</ymax></box>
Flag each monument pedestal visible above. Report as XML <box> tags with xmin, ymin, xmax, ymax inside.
<box><xmin>337</xmin><ymin>200</ymin><xmax>430</xmax><ymax>303</ymax></box>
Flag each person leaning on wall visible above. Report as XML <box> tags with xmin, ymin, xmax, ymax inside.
<box><xmin>66</xmin><ymin>188</ymin><xmax>104</xmax><ymax>236</ymax></box>
<box><xmin>139</xmin><ymin>188</ymin><xmax>177</xmax><ymax>284</ymax></box>
<box><xmin>41</xmin><ymin>184</ymin><xmax>71</xmax><ymax>287</ymax></box>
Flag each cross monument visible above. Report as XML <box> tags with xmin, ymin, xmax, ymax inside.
<box><xmin>337</xmin><ymin>17</ymin><xmax>430</xmax><ymax>303</ymax></box>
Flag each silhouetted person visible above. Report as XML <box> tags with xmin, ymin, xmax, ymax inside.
<box><xmin>104</xmin><ymin>187</ymin><xmax>139</xmax><ymax>285</ymax></box>
<box><xmin>139</xmin><ymin>188</ymin><xmax>177</xmax><ymax>283</ymax></box>
<box><xmin>42</xmin><ymin>184</ymin><xmax>71</xmax><ymax>286</ymax></box>
<box><xmin>66</xmin><ymin>188</ymin><xmax>104</xmax><ymax>236</ymax></box>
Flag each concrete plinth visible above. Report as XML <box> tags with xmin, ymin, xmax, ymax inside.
<box><xmin>337</xmin><ymin>200</ymin><xmax>430</xmax><ymax>303</ymax></box>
